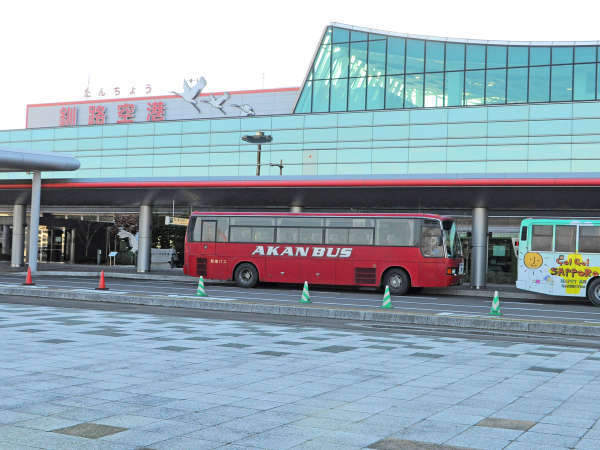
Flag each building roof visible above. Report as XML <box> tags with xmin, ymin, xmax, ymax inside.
<box><xmin>331</xmin><ymin>22</ymin><xmax>600</xmax><ymax>46</ymax></box>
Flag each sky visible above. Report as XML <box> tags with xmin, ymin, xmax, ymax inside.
<box><xmin>2</xmin><ymin>0</ymin><xmax>600</xmax><ymax>130</ymax></box>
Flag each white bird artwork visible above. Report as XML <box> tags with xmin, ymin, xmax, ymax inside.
<box><xmin>117</xmin><ymin>229</ymin><xmax>139</xmax><ymax>253</ymax></box>
<box><xmin>200</xmin><ymin>92</ymin><xmax>231</xmax><ymax>115</ymax></box>
<box><xmin>230</xmin><ymin>103</ymin><xmax>255</xmax><ymax>116</ymax></box>
<box><xmin>171</xmin><ymin>77</ymin><xmax>207</xmax><ymax>113</ymax></box>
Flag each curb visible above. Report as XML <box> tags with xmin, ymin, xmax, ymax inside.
<box><xmin>2</xmin><ymin>285</ymin><xmax>599</xmax><ymax>337</ymax></box>
<box><xmin>8</xmin><ymin>270</ymin><xmax>568</xmax><ymax>301</ymax></box>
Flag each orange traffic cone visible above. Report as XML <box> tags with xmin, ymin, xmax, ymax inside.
<box><xmin>95</xmin><ymin>270</ymin><xmax>109</xmax><ymax>291</ymax></box>
<box><xmin>22</xmin><ymin>266</ymin><xmax>35</xmax><ymax>286</ymax></box>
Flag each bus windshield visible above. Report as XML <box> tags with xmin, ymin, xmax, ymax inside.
<box><xmin>443</xmin><ymin>220</ymin><xmax>462</xmax><ymax>258</ymax></box>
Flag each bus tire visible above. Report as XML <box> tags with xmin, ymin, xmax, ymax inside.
<box><xmin>383</xmin><ymin>268</ymin><xmax>410</xmax><ymax>296</ymax></box>
<box><xmin>234</xmin><ymin>263</ymin><xmax>259</xmax><ymax>288</ymax></box>
<box><xmin>587</xmin><ymin>278</ymin><xmax>600</xmax><ymax>306</ymax></box>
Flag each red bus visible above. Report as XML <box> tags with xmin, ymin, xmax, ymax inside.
<box><xmin>183</xmin><ymin>212</ymin><xmax>463</xmax><ymax>295</ymax></box>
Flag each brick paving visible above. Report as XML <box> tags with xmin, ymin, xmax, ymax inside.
<box><xmin>0</xmin><ymin>302</ymin><xmax>599</xmax><ymax>449</ymax></box>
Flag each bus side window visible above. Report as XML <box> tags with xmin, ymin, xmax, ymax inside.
<box><xmin>520</xmin><ymin>226</ymin><xmax>527</xmax><ymax>242</ymax></box>
<box><xmin>201</xmin><ymin>221</ymin><xmax>216</xmax><ymax>242</ymax></box>
<box><xmin>420</xmin><ymin>221</ymin><xmax>444</xmax><ymax>257</ymax></box>
<box><xmin>555</xmin><ymin>225</ymin><xmax>576</xmax><ymax>253</ymax></box>
<box><xmin>531</xmin><ymin>225</ymin><xmax>553</xmax><ymax>251</ymax></box>
<box><xmin>191</xmin><ymin>218</ymin><xmax>202</xmax><ymax>242</ymax></box>
<box><xmin>579</xmin><ymin>227</ymin><xmax>600</xmax><ymax>253</ymax></box>
<box><xmin>376</xmin><ymin>219</ymin><xmax>417</xmax><ymax>246</ymax></box>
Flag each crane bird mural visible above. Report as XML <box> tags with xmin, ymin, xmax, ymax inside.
<box><xmin>230</xmin><ymin>103</ymin><xmax>255</xmax><ymax>116</ymax></box>
<box><xmin>171</xmin><ymin>77</ymin><xmax>207</xmax><ymax>113</ymax></box>
<box><xmin>200</xmin><ymin>92</ymin><xmax>231</xmax><ymax>115</ymax></box>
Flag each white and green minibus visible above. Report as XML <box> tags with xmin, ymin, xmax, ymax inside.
<box><xmin>517</xmin><ymin>218</ymin><xmax>600</xmax><ymax>305</ymax></box>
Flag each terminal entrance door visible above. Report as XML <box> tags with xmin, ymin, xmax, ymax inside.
<box><xmin>39</xmin><ymin>226</ymin><xmax>66</xmax><ymax>262</ymax></box>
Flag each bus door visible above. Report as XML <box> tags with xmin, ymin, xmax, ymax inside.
<box><xmin>521</xmin><ymin>224</ymin><xmax>554</xmax><ymax>294</ymax></box>
<box><xmin>196</xmin><ymin>220</ymin><xmax>216</xmax><ymax>277</ymax></box>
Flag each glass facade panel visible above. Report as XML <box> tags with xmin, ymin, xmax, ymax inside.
<box><xmin>332</xmin><ymin>27</ymin><xmax>349</xmax><ymax>43</ymax></box>
<box><xmin>313</xmin><ymin>45</ymin><xmax>331</xmax><ymax>79</ymax></box>
<box><xmin>425</xmin><ymin>41</ymin><xmax>444</xmax><ymax>72</ymax></box>
<box><xmin>445</xmin><ymin>43</ymin><xmax>465</xmax><ymax>71</ymax></box>
<box><xmin>350</xmin><ymin>41</ymin><xmax>368</xmax><ymax>77</ymax></box>
<box><xmin>368</xmin><ymin>40</ymin><xmax>386</xmax><ymax>76</ymax></box>
<box><xmin>466</xmin><ymin>45</ymin><xmax>485</xmax><ymax>70</ymax></box>
<box><xmin>575</xmin><ymin>46</ymin><xmax>596</xmax><ymax>63</ymax></box>
<box><xmin>406</xmin><ymin>39</ymin><xmax>425</xmax><ymax>73</ymax></box>
<box><xmin>330</xmin><ymin>78</ymin><xmax>348</xmax><ymax>111</ymax></box>
<box><xmin>404</xmin><ymin>74</ymin><xmax>424</xmax><ymax>108</ymax></box>
<box><xmin>386</xmin><ymin>37</ymin><xmax>405</xmax><ymax>74</ymax></box>
<box><xmin>444</xmin><ymin>71</ymin><xmax>464</xmax><ymax>106</ymax></box>
<box><xmin>348</xmin><ymin>77</ymin><xmax>367</xmax><ymax>110</ymax></box>
<box><xmin>552</xmin><ymin>46</ymin><xmax>573</xmax><ymax>65</ymax></box>
<box><xmin>424</xmin><ymin>73</ymin><xmax>444</xmax><ymax>107</ymax></box>
<box><xmin>465</xmin><ymin>70</ymin><xmax>485</xmax><ymax>105</ymax></box>
<box><xmin>598</xmin><ymin>63</ymin><xmax>600</xmax><ymax>99</ymax></box>
<box><xmin>508</xmin><ymin>46</ymin><xmax>528</xmax><ymax>67</ymax></box>
<box><xmin>351</xmin><ymin>30</ymin><xmax>368</xmax><ymax>41</ymax></box>
<box><xmin>331</xmin><ymin>43</ymin><xmax>349</xmax><ymax>78</ymax></box>
<box><xmin>367</xmin><ymin>76</ymin><xmax>385</xmax><ymax>109</ymax></box>
<box><xmin>551</xmin><ymin>65</ymin><xmax>573</xmax><ymax>101</ymax></box>
<box><xmin>298</xmin><ymin>25</ymin><xmax>600</xmax><ymax>113</ymax></box>
<box><xmin>386</xmin><ymin>75</ymin><xmax>404</xmax><ymax>108</ymax></box>
<box><xmin>312</xmin><ymin>80</ymin><xmax>330</xmax><ymax>112</ymax></box>
<box><xmin>530</xmin><ymin>47</ymin><xmax>550</xmax><ymax>66</ymax></box>
<box><xmin>487</xmin><ymin>46</ymin><xmax>507</xmax><ymax>69</ymax></box>
<box><xmin>507</xmin><ymin>68</ymin><xmax>528</xmax><ymax>103</ymax></box>
<box><xmin>529</xmin><ymin>66</ymin><xmax>550</xmax><ymax>102</ymax></box>
<box><xmin>485</xmin><ymin>69</ymin><xmax>506</xmax><ymax>104</ymax></box>
<box><xmin>295</xmin><ymin>82</ymin><xmax>312</xmax><ymax>113</ymax></box>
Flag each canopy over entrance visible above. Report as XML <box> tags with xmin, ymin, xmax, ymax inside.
<box><xmin>0</xmin><ymin>147</ymin><xmax>80</xmax><ymax>272</ymax></box>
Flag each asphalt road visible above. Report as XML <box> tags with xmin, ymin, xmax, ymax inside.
<box><xmin>1</xmin><ymin>273</ymin><xmax>599</xmax><ymax>325</ymax></box>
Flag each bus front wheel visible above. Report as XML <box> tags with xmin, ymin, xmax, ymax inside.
<box><xmin>587</xmin><ymin>278</ymin><xmax>600</xmax><ymax>306</ymax></box>
<box><xmin>383</xmin><ymin>269</ymin><xmax>410</xmax><ymax>296</ymax></box>
<box><xmin>234</xmin><ymin>263</ymin><xmax>259</xmax><ymax>288</ymax></box>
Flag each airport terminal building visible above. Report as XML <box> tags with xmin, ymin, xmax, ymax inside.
<box><xmin>3</xmin><ymin>22</ymin><xmax>600</xmax><ymax>286</ymax></box>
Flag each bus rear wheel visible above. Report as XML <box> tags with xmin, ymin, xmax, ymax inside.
<box><xmin>383</xmin><ymin>269</ymin><xmax>410</xmax><ymax>296</ymax></box>
<box><xmin>234</xmin><ymin>263</ymin><xmax>259</xmax><ymax>288</ymax></box>
<box><xmin>587</xmin><ymin>278</ymin><xmax>600</xmax><ymax>306</ymax></box>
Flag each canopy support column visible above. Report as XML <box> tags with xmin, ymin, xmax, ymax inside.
<box><xmin>471</xmin><ymin>207</ymin><xmax>488</xmax><ymax>289</ymax></box>
<box><xmin>137</xmin><ymin>205</ymin><xmax>152</xmax><ymax>273</ymax></box>
<box><xmin>27</xmin><ymin>171</ymin><xmax>42</xmax><ymax>272</ymax></box>
<box><xmin>11</xmin><ymin>204</ymin><xmax>25</xmax><ymax>267</ymax></box>
<box><xmin>1</xmin><ymin>225</ymin><xmax>10</xmax><ymax>256</ymax></box>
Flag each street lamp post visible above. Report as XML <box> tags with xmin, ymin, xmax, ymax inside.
<box><xmin>241</xmin><ymin>131</ymin><xmax>273</xmax><ymax>176</ymax></box>
<box><xmin>270</xmin><ymin>159</ymin><xmax>284</xmax><ymax>176</ymax></box>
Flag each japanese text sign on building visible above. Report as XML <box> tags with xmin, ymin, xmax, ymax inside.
<box><xmin>58</xmin><ymin>101</ymin><xmax>166</xmax><ymax>127</ymax></box>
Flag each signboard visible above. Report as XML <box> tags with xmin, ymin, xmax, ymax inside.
<box><xmin>165</xmin><ymin>216</ymin><xmax>189</xmax><ymax>226</ymax></box>
<box><xmin>27</xmin><ymin>88</ymin><xmax>299</xmax><ymax>128</ymax></box>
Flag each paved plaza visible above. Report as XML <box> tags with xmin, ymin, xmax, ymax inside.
<box><xmin>0</xmin><ymin>302</ymin><xmax>599</xmax><ymax>449</ymax></box>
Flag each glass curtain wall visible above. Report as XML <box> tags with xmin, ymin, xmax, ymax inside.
<box><xmin>294</xmin><ymin>25</ymin><xmax>600</xmax><ymax>113</ymax></box>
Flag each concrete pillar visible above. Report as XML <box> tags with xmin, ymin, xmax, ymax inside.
<box><xmin>28</xmin><ymin>171</ymin><xmax>42</xmax><ymax>272</ymax></box>
<box><xmin>137</xmin><ymin>205</ymin><xmax>152</xmax><ymax>272</ymax></box>
<box><xmin>471</xmin><ymin>207</ymin><xmax>488</xmax><ymax>289</ymax></box>
<box><xmin>69</xmin><ymin>229</ymin><xmax>76</xmax><ymax>264</ymax></box>
<box><xmin>11</xmin><ymin>204</ymin><xmax>25</xmax><ymax>267</ymax></box>
<box><xmin>1</xmin><ymin>225</ymin><xmax>10</xmax><ymax>256</ymax></box>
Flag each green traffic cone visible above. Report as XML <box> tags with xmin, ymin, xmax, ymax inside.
<box><xmin>381</xmin><ymin>285</ymin><xmax>393</xmax><ymax>309</ymax></box>
<box><xmin>489</xmin><ymin>290</ymin><xmax>502</xmax><ymax>316</ymax></box>
<box><xmin>299</xmin><ymin>281</ymin><xmax>311</xmax><ymax>304</ymax></box>
<box><xmin>196</xmin><ymin>276</ymin><xmax>207</xmax><ymax>297</ymax></box>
